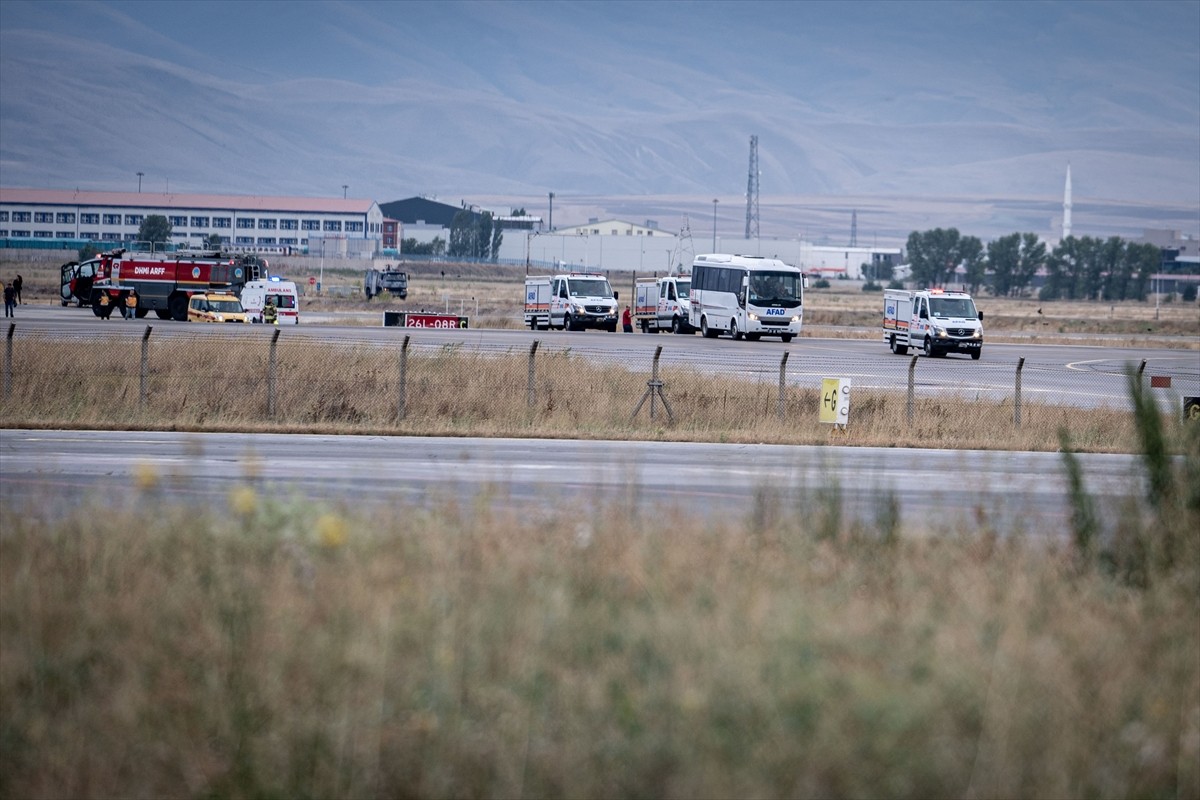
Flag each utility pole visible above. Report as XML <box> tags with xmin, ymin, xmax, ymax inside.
<box><xmin>136</xmin><ymin>172</ymin><xmax>143</xmax><ymax>193</ymax></box>
<box><xmin>342</xmin><ymin>184</ymin><xmax>348</xmax><ymax>199</ymax></box>
<box><xmin>548</xmin><ymin>192</ymin><xmax>555</xmax><ymax>231</ymax></box>
<box><xmin>744</xmin><ymin>135</ymin><xmax>759</xmax><ymax>240</ymax></box>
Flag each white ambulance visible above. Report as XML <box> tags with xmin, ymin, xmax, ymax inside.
<box><xmin>242</xmin><ymin>279</ymin><xmax>300</xmax><ymax>325</ymax></box>
<box><xmin>883</xmin><ymin>288</ymin><xmax>983</xmax><ymax>359</ymax></box>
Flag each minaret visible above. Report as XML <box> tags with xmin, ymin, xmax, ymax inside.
<box><xmin>1062</xmin><ymin>163</ymin><xmax>1072</xmax><ymax>240</ymax></box>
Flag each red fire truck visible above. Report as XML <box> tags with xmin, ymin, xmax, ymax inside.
<box><xmin>61</xmin><ymin>249</ymin><xmax>267</xmax><ymax>320</ymax></box>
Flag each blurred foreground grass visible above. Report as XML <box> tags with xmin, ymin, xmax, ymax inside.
<box><xmin>3</xmin><ymin>400</ymin><xmax>1198</xmax><ymax>799</ymax></box>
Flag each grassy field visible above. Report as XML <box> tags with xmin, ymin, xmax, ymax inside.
<box><xmin>3</xmin><ymin>251</ymin><xmax>1198</xmax><ymax>799</ymax></box>
<box><xmin>0</xmin><ymin>331</ymin><xmax>1184</xmax><ymax>454</ymax></box>
<box><xmin>2</xmin><ymin>384</ymin><xmax>1198</xmax><ymax>799</ymax></box>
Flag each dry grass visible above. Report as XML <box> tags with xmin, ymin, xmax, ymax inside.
<box><xmin>2</xmin><ymin>443</ymin><xmax>1197</xmax><ymax>799</ymax></box>
<box><xmin>0</xmin><ymin>334</ymin><xmax>1170</xmax><ymax>454</ymax></box>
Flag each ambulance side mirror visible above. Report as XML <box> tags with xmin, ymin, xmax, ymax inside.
<box><xmin>978</xmin><ymin>310</ymin><xmax>984</xmax><ymax>321</ymax></box>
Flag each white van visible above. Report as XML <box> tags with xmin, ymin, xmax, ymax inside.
<box><xmin>242</xmin><ymin>280</ymin><xmax>300</xmax><ymax>324</ymax></box>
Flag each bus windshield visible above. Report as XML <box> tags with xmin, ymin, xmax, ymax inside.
<box><xmin>568</xmin><ymin>279</ymin><xmax>613</xmax><ymax>298</ymax></box>
<box><xmin>929</xmin><ymin>297</ymin><xmax>977</xmax><ymax>319</ymax></box>
<box><xmin>748</xmin><ymin>271</ymin><xmax>802</xmax><ymax>307</ymax></box>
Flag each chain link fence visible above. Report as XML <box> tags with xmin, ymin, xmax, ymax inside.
<box><xmin>3</xmin><ymin>322</ymin><xmax>1197</xmax><ymax>447</ymax></box>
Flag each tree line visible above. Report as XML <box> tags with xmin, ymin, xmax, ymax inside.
<box><xmin>904</xmin><ymin>228</ymin><xmax>1166</xmax><ymax>301</ymax></box>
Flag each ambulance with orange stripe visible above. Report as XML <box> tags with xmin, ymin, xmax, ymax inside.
<box><xmin>883</xmin><ymin>288</ymin><xmax>983</xmax><ymax>359</ymax></box>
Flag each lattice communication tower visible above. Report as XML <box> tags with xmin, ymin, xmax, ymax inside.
<box><xmin>744</xmin><ymin>135</ymin><xmax>759</xmax><ymax>240</ymax></box>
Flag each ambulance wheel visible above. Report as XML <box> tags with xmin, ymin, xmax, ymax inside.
<box><xmin>971</xmin><ymin>348</ymin><xmax>982</xmax><ymax>360</ymax></box>
<box><xmin>640</xmin><ymin>319</ymin><xmax>649</xmax><ymax>333</ymax></box>
<box><xmin>781</xmin><ymin>334</ymin><xmax>793</xmax><ymax>343</ymax></box>
<box><xmin>923</xmin><ymin>337</ymin><xmax>937</xmax><ymax>357</ymax></box>
<box><xmin>890</xmin><ymin>336</ymin><xmax>907</xmax><ymax>355</ymax></box>
<box><xmin>564</xmin><ymin>313</ymin><xmax>576</xmax><ymax>331</ymax></box>
<box><xmin>671</xmin><ymin>316</ymin><xmax>685</xmax><ymax>334</ymax></box>
<box><xmin>606</xmin><ymin>323</ymin><xmax>617</xmax><ymax>333</ymax></box>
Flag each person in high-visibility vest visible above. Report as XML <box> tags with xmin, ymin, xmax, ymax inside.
<box><xmin>263</xmin><ymin>299</ymin><xmax>278</xmax><ymax>325</ymax></box>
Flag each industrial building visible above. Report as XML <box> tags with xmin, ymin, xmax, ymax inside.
<box><xmin>0</xmin><ymin>188</ymin><xmax>384</xmax><ymax>255</ymax></box>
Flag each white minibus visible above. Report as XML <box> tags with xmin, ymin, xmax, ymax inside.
<box><xmin>688</xmin><ymin>254</ymin><xmax>804</xmax><ymax>342</ymax></box>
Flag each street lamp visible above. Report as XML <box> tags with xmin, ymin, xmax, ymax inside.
<box><xmin>342</xmin><ymin>184</ymin><xmax>348</xmax><ymax>199</ymax></box>
<box><xmin>137</xmin><ymin>172</ymin><xmax>143</xmax><ymax>193</ymax></box>
<box><xmin>548</xmin><ymin>192</ymin><xmax>555</xmax><ymax>231</ymax></box>
<box><xmin>712</xmin><ymin>198</ymin><xmax>718</xmax><ymax>252</ymax></box>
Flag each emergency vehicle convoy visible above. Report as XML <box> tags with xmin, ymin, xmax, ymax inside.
<box><xmin>689</xmin><ymin>254</ymin><xmax>805</xmax><ymax>342</ymax></box>
<box><xmin>883</xmin><ymin>288</ymin><xmax>983</xmax><ymax>358</ymax></box>
<box><xmin>633</xmin><ymin>274</ymin><xmax>693</xmax><ymax>334</ymax></box>
<box><xmin>61</xmin><ymin>249</ymin><xmax>267</xmax><ymax>321</ymax></box>
<box><xmin>524</xmin><ymin>272</ymin><xmax>619</xmax><ymax>331</ymax></box>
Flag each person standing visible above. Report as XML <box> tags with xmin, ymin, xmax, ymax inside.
<box><xmin>263</xmin><ymin>298</ymin><xmax>277</xmax><ymax>325</ymax></box>
<box><xmin>622</xmin><ymin>305</ymin><xmax>633</xmax><ymax>333</ymax></box>
<box><xmin>12</xmin><ymin>274</ymin><xmax>22</xmax><ymax>305</ymax></box>
<box><xmin>3</xmin><ymin>282</ymin><xmax>14</xmax><ymax>317</ymax></box>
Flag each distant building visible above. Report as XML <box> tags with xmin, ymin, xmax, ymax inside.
<box><xmin>0</xmin><ymin>187</ymin><xmax>383</xmax><ymax>255</ymax></box>
<box><xmin>380</xmin><ymin>196</ymin><xmax>542</xmax><ymax>247</ymax></box>
<box><xmin>800</xmin><ymin>244</ymin><xmax>902</xmax><ymax>281</ymax></box>
<box><xmin>555</xmin><ymin>219</ymin><xmax>666</xmax><ymax>237</ymax></box>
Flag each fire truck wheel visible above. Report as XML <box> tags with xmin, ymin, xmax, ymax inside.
<box><xmin>169</xmin><ymin>294</ymin><xmax>188</xmax><ymax>322</ymax></box>
<box><xmin>135</xmin><ymin>307</ymin><xmax>149</xmax><ymax>319</ymax></box>
<box><xmin>155</xmin><ymin>309</ymin><xmax>172</xmax><ymax>320</ymax></box>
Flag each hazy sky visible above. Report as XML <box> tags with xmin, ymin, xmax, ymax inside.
<box><xmin>1</xmin><ymin>0</ymin><xmax>1197</xmax><ymax>242</ymax></box>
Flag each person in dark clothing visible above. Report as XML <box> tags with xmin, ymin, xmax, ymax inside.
<box><xmin>12</xmin><ymin>274</ymin><xmax>22</xmax><ymax>304</ymax></box>
<box><xmin>3</xmin><ymin>283</ymin><xmax>15</xmax><ymax>317</ymax></box>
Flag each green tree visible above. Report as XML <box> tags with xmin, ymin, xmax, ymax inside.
<box><xmin>448</xmin><ymin>210</ymin><xmax>475</xmax><ymax>258</ymax></box>
<box><xmin>78</xmin><ymin>243</ymin><xmax>101</xmax><ymax>261</ymax></box>
<box><xmin>987</xmin><ymin>233</ymin><xmax>1021</xmax><ymax>297</ymax></box>
<box><xmin>1013</xmin><ymin>233</ymin><xmax>1047</xmax><ymax>296</ymax></box>
<box><xmin>1126</xmin><ymin>242</ymin><xmax>1160</xmax><ymax>301</ymax></box>
<box><xmin>137</xmin><ymin>214</ymin><xmax>172</xmax><ymax>246</ymax></box>
<box><xmin>959</xmin><ymin>235</ymin><xmax>985</xmax><ymax>293</ymax></box>
<box><xmin>906</xmin><ymin>228</ymin><xmax>963</xmax><ymax>287</ymax></box>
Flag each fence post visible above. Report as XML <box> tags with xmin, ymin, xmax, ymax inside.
<box><xmin>139</xmin><ymin>325</ymin><xmax>153</xmax><ymax>410</ymax></box>
<box><xmin>1014</xmin><ymin>356</ymin><xmax>1025</xmax><ymax>428</ymax></box>
<box><xmin>398</xmin><ymin>334</ymin><xmax>410</xmax><ymax>421</ymax></box>
<box><xmin>630</xmin><ymin>345</ymin><xmax>674</xmax><ymax>423</ymax></box>
<box><xmin>268</xmin><ymin>328</ymin><xmax>280</xmax><ymax>419</ymax></box>
<box><xmin>906</xmin><ymin>355</ymin><xmax>918</xmax><ymax>424</ymax></box>
<box><xmin>3</xmin><ymin>323</ymin><xmax>13</xmax><ymax>400</ymax></box>
<box><xmin>527</xmin><ymin>340</ymin><xmax>539</xmax><ymax>409</ymax></box>
<box><xmin>777</xmin><ymin>351</ymin><xmax>789</xmax><ymax>422</ymax></box>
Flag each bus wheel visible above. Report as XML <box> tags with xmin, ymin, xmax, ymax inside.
<box><xmin>730</xmin><ymin>320</ymin><xmax>742</xmax><ymax>340</ymax></box>
<box><xmin>746</xmin><ymin>333</ymin><xmax>761</xmax><ymax>341</ymax></box>
<box><xmin>781</xmin><ymin>334</ymin><xmax>794</xmax><ymax>343</ymax></box>
<box><xmin>701</xmin><ymin>316</ymin><xmax>718</xmax><ymax>338</ymax></box>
